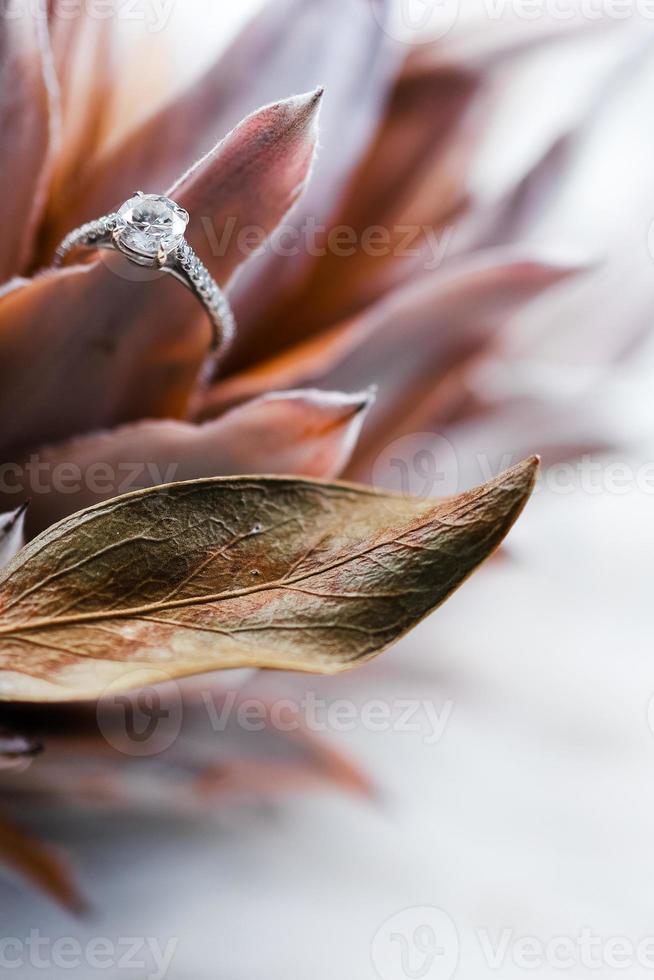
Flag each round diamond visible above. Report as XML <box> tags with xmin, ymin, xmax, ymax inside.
<box><xmin>115</xmin><ymin>194</ymin><xmax>189</xmax><ymax>258</ymax></box>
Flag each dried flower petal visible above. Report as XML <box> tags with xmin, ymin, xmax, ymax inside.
<box><xmin>199</xmin><ymin>250</ymin><xmax>585</xmax><ymax>431</ymax></box>
<box><xmin>0</xmin><ymin>95</ymin><xmax>323</xmax><ymax>456</ymax></box>
<box><xmin>0</xmin><ymin>14</ymin><xmax>57</xmax><ymax>280</ymax></box>
<box><xmin>11</xmin><ymin>389</ymin><xmax>372</xmax><ymax>534</ymax></box>
<box><xmin>0</xmin><ymin>504</ymin><xmax>28</xmax><ymax>569</ymax></box>
<box><xmin>0</xmin><ymin>813</ymin><xmax>84</xmax><ymax>912</ymax></box>
<box><xmin>52</xmin><ymin>0</ymin><xmax>397</xmax><ymax>256</ymax></box>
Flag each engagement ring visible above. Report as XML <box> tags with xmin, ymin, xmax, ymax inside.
<box><xmin>54</xmin><ymin>192</ymin><xmax>235</xmax><ymax>351</ymax></box>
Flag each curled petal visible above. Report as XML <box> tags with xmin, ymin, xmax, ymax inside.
<box><xmin>0</xmin><ymin>687</ymin><xmax>371</xmax><ymax>811</ymax></box>
<box><xmin>38</xmin><ymin>5</ymin><xmax>115</xmax><ymax>260</ymax></box>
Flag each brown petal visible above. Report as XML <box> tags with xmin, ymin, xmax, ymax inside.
<box><xmin>170</xmin><ymin>89</ymin><xmax>323</xmax><ymax>287</ymax></box>
<box><xmin>0</xmin><ymin>813</ymin><xmax>84</xmax><ymax>912</ymax></box>
<box><xmin>9</xmin><ymin>389</ymin><xmax>373</xmax><ymax>535</ymax></box>
<box><xmin>249</xmin><ymin>20</ymin><xmax>619</xmax><ymax>360</ymax></box>
<box><xmin>0</xmin><ymin>14</ymin><xmax>57</xmax><ymax>280</ymax></box>
<box><xmin>229</xmin><ymin>61</ymin><xmax>479</xmax><ymax>364</ymax></box>
<box><xmin>39</xmin><ymin>0</ymin><xmax>399</xmax><ymax>370</ymax></box>
<box><xmin>0</xmin><ymin>95</ymin><xmax>323</xmax><ymax>456</ymax></box>
<box><xmin>198</xmin><ymin>249</ymin><xmax>585</xmax><ymax>441</ymax></box>
<box><xmin>39</xmin><ymin>6</ymin><xmax>115</xmax><ymax>260</ymax></box>
<box><xmin>0</xmin><ymin>690</ymin><xmax>371</xmax><ymax>810</ymax></box>
<box><xmin>47</xmin><ymin>0</ymin><xmax>398</xmax><ymax>251</ymax></box>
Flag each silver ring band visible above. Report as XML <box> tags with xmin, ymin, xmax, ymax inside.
<box><xmin>53</xmin><ymin>194</ymin><xmax>235</xmax><ymax>353</ymax></box>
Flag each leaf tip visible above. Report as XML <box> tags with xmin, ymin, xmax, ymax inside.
<box><xmin>497</xmin><ymin>454</ymin><xmax>540</xmax><ymax>499</ymax></box>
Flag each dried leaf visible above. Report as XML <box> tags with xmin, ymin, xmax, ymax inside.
<box><xmin>0</xmin><ymin>459</ymin><xmax>538</xmax><ymax>702</ymax></box>
<box><xmin>11</xmin><ymin>389</ymin><xmax>373</xmax><ymax>535</ymax></box>
<box><xmin>0</xmin><ymin>813</ymin><xmax>84</xmax><ymax>912</ymax></box>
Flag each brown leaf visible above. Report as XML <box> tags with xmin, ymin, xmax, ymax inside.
<box><xmin>0</xmin><ymin>95</ymin><xmax>322</xmax><ymax>457</ymax></box>
<box><xmin>10</xmin><ymin>389</ymin><xmax>373</xmax><ymax>535</ymax></box>
<box><xmin>0</xmin><ymin>458</ymin><xmax>538</xmax><ymax>702</ymax></box>
<box><xmin>0</xmin><ymin>813</ymin><xmax>84</xmax><ymax>912</ymax></box>
<box><xmin>0</xmin><ymin>13</ymin><xmax>57</xmax><ymax>280</ymax></box>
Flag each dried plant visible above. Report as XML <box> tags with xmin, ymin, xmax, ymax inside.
<box><xmin>0</xmin><ymin>0</ymin><xmax>579</xmax><ymax>906</ymax></box>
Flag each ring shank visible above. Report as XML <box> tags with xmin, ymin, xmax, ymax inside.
<box><xmin>54</xmin><ymin>216</ymin><xmax>234</xmax><ymax>352</ymax></box>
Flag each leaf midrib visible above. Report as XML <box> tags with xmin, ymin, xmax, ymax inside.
<box><xmin>0</xmin><ymin>515</ymin><xmax>450</xmax><ymax>638</ymax></box>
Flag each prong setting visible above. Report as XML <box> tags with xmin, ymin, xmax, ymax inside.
<box><xmin>113</xmin><ymin>193</ymin><xmax>189</xmax><ymax>264</ymax></box>
<box><xmin>53</xmin><ymin>194</ymin><xmax>233</xmax><ymax>355</ymax></box>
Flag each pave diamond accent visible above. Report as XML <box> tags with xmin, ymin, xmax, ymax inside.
<box><xmin>114</xmin><ymin>194</ymin><xmax>189</xmax><ymax>258</ymax></box>
<box><xmin>176</xmin><ymin>241</ymin><xmax>235</xmax><ymax>350</ymax></box>
<box><xmin>54</xmin><ymin>214</ymin><xmax>117</xmax><ymax>265</ymax></box>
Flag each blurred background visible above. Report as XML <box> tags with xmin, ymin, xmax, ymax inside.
<box><xmin>3</xmin><ymin>1</ymin><xmax>654</xmax><ymax>977</ymax></box>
